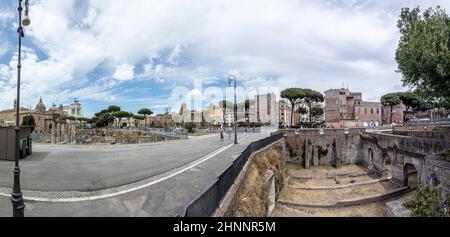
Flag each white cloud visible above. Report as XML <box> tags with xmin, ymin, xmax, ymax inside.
<box><xmin>113</xmin><ymin>63</ymin><xmax>135</xmax><ymax>81</ymax></box>
<box><xmin>2</xmin><ymin>0</ymin><xmax>450</xmax><ymax>111</ymax></box>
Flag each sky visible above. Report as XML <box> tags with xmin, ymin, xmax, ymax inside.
<box><xmin>0</xmin><ymin>0</ymin><xmax>449</xmax><ymax>117</ymax></box>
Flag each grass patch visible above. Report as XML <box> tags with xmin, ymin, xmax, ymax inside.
<box><xmin>233</xmin><ymin>147</ymin><xmax>285</xmax><ymax>217</ymax></box>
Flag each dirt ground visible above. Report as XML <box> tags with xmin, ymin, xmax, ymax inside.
<box><xmin>274</xmin><ymin>164</ymin><xmax>400</xmax><ymax>217</ymax></box>
<box><xmin>287</xmin><ymin>163</ymin><xmax>369</xmax><ymax>177</ymax></box>
<box><xmin>272</xmin><ymin>202</ymin><xmax>388</xmax><ymax>217</ymax></box>
<box><xmin>280</xmin><ymin>181</ymin><xmax>397</xmax><ymax>204</ymax></box>
<box><xmin>288</xmin><ymin>174</ymin><xmax>379</xmax><ymax>187</ymax></box>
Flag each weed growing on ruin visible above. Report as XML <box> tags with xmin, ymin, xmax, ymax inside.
<box><xmin>404</xmin><ymin>185</ymin><xmax>449</xmax><ymax>217</ymax></box>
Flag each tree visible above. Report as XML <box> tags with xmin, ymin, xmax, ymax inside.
<box><xmin>396</xmin><ymin>7</ymin><xmax>450</xmax><ymax>103</ymax></box>
<box><xmin>281</xmin><ymin>88</ymin><xmax>302</xmax><ymax>127</ymax></box>
<box><xmin>112</xmin><ymin>111</ymin><xmax>133</xmax><ymax>128</ymax></box>
<box><xmin>296</xmin><ymin>107</ymin><xmax>308</xmax><ymax>124</ymax></box>
<box><xmin>108</xmin><ymin>105</ymin><xmax>121</xmax><ymax>113</ymax></box>
<box><xmin>93</xmin><ymin>112</ymin><xmax>114</xmax><ymax>128</ymax></box>
<box><xmin>310</xmin><ymin>106</ymin><xmax>324</xmax><ymax>122</ymax></box>
<box><xmin>184</xmin><ymin>122</ymin><xmax>197</xmax><ymax>133</ymax></box>
<box><xmin>381</xmin><ymin>93</ymin><xmax>402</xmax><ymax>124</ymax></box>
<box><xmin>22</xmin><ymin>115</ymin><xmax>36</xmax><ymax>131</ymax></box>
<box><xmin>133</xmin><ymin>115</ymin><xmax>145</xmax><ymax>128</ymax></box>
<box><xmin>298</xmin><ymin>88</ymin><xmax>324</xmax><ymax>123</ymax></box>
<box><xmin>138</xmin><ymin>108</ymin><xmax>153</xmax><ymax>127</ymax></box>
<box><xmin>398</xmin><ymin>92</ymin><xmax>421</xmax><ymax>122</ymax></box>
<box><xmin>219</xmin><ymin>100</ymin><xmax>234</xmax><ymax>125</ymax></box>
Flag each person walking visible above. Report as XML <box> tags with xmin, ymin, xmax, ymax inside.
<box><xmin>220</xmin><ymin>124</ymin><xmax>224</xmax><ymax>141</ymax></box>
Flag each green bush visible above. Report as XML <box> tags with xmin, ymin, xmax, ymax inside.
<box><xmin>184</xmin><ymin>122</ymin><xmax>197</xmax><ymax>133</ymax></box>
<box><xmin>404</xmin><ymin>185</ymin><xmax>449</xmax><ymax>217</ymax></box>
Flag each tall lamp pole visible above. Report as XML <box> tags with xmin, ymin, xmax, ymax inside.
<box><xmin>12</xmin><ymin>0</ymin><xmax>31</xmax><ymax>217</ymax></box>
<box><xmin>228</xmin><ymin>75</ymin><xmax>238</xmax><ymax>145</ymax></box>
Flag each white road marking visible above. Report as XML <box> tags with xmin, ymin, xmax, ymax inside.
<box><xmin>0</xmin><ymin>135</ymin><xmax>249</xmax><ymax>203</ymax></box>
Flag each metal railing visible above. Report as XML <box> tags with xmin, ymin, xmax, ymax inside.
<box><xmin>183</xmin><ymin>131</ymin><xmax>284</xmax><ymax>217</ymax></box>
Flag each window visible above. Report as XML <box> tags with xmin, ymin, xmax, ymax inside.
<box><xmin>365</xmin><ymin>108</ymin><xmax>367</xmax><ymax>114</ymax></box>
<box><xmin>371</xmin><ymin>108</ymin><xmax>374</xmax><ymax>114</ymax></box>
<box><xmin>376</xmin><ymin>109</ymin><xmax>379</xmax><ymax>114</ymax></box>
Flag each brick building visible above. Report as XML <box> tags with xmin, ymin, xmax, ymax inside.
<box><xmin>324</xmin><ymin>88</ymin><xmax>382</xmax><ymax>128</ymax></box>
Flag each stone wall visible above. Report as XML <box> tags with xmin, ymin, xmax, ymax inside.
<box><xmin>393</xmin><ymin>125</ymin><xmax>450</xmax><ymax>142</ymax></box>
<box><xmin>421</xmin><ymin>155</ymin><xmax>450</xmax><ymax>194</ymax></box>
<box><xmin>75</xmin><ymin>129</ymin><xmax>182</xmax><ymax>144</ymax></box>
<box><xmin>360</xmin><ymin>132</ymin><xmax>449</xmax><ymax>185</ymax></box>
<box><xmin>284</xmin><ymin>128</ymin><xmax>365</xmax><ymax>168</ymax></box>
<box><xmin>283</xmin><ymin>127</ymin><xmax>450</xmax><ymax>188</ymax></box>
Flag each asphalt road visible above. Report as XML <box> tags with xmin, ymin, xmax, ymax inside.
<box><xmin>0</xmin><ymin>133</ymin><xmax>249</xmax><ymax>191</ymax></box>
<box><xmin>0</xmin><ymin>131</ymin><xmax>274</xmax><ymax>216</ymax></box>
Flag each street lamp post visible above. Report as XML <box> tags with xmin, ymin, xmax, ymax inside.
<box><xmin>228</xmin><ymin>75</ymin><xmax>238</xmax><ymax>145</ymax></box>
<box><xmin>12</xmin><ymin>0</ymin><xmax>30</xmax><ymax>218</ymax></box>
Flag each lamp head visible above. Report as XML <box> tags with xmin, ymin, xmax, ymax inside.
<box><xmin>22</xmin><ymin>0</ymin><xmax>31</xmax><ymax>26</ymax></box>
<box><xmin>227</xmin><ymin>75</ymin><xmax>236</xmax><ymax>86</ymax></box>
<box><xmin>22</xmin><ymin>16</ymin><xmax>31</xmax><ymax>26</ymax></box>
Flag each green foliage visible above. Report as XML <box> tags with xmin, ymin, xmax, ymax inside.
<box><xmin>381</xmin><ymin>93</ymin><xmax>402</xmax><ymax>107</ymax></box>
<box><xmin>138</xmin><ymin>108</ymin><xmax>153</xmax><ymax>116</ymax></box>
<box><xmin>396</xmin><ymin>7</ymin><xmax>450</xmax><ymax>102</ymax></box>
<box><xmin>398</xmin><ymin>92</ymin><xmax>421</xmax><ymax>110</ymax></box>
<box><xmin>61</xmin><ymin>116</ymin><xmax>77</xmax><ymax>121</ymax></box>
<box><xmin>93</xmin><ymin>112</ymin><xmax>114</xmax><ymax>128</ymax></box>
<box><xmin>133</xmin><ymin>115</ymin><xmax>145</xmax><ymax>127</ymax></box>
<box><xmin>184</xmin><ymin>122</ymin><xmax>197</xmax><ymax>133</ymax></box>
<box><xmin>108</xmin><ymin>105</ymin><xmax>121</xmax><ymax>113</ymax></box>
<box><xmin>297</xmin><ymin>106</ymin><xmax>308</xmax><ymax>115</ymax></box>
<box><xmin>404</xmin><ymin>185</ymin><xmax>449</xmax><ymax>217</ymax></box>
<box><xmin>133</xmin><ymin>115</ymin><xmax>145</xmax><ymax>120</ymax></box>
<box><xmin>310</xmin><ymin>106</ymin><xmax>324</xmax><ymax>119</ymax></box>
<box><xmin>281</xmin><ymin>88</ymin><xmax>303</xmax><ymax>104</ymax></box>
<box><xmin>282</xmin><ymin>88</ymin><xmax>324</xmax><ymax>124</ymax></box>
<box><xmin>21</xmin><ymin>115</ymin><xmax>36</xmax><ymax>127</ymax></box>
<box><xmin>112</xmin><ymin>111</ymin><xmax>133</xmax><ymax>119</ymax></box>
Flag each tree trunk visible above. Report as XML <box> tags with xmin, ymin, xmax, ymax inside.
<box><xmin>308</xmin><ymin>103</ymin><xmax>312</xmax><ymax>124</ymax></box>
<box><xmin>290</xmin><ymin>101</ymin><xmax>295</xmax><ymax>127</ymax></box>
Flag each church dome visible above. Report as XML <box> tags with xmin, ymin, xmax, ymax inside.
<box><xmin>35</xmin><ymin>97</ymin><xmax>46</xmax><ymax>111</ymax></box>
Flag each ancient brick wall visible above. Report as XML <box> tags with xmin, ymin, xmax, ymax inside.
<box><xmin>283</xmin><ymin>127</ymin><xmax>450</xmax><ymax>188</ymax></box>
<box><xmin>284</xmin><ymin>128</ymin><xmax>365</xmax><ymax>168</ymax></box>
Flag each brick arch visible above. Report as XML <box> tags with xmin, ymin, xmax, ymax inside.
<box><xmin>403</xmin><ymin>163</ymin><xmax>418</xmax><ymax>188</ymax></box>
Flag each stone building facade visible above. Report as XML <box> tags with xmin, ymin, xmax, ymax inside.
<box><xmin>279</xmin><ymin>100</ymin><xmax>291</xmax><ymax>126</ymax></box>
<box><xmin>171</xmin><ymin>93</ymin><xmax>280</xmax><ymax>127</ymax></box>
<box><xmin>325</xmin><ymin>88</ymin><xmax>382</xmax><ymax>128</ymax></box>
<box><xmin>62</xmin><ymin>99</ymin><xmax>83</xmax><ymax>118</ymax></box>
<box><xmin>0</xmin><ymin>98</ymin><xmax>63</xmax><ymax>134</ymax></box>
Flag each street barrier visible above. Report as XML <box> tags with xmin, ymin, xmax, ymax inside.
<box><xmin>183</xmin><ymin>131</ymin><xmax>284</xmax><ymax>217</ymax></box>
